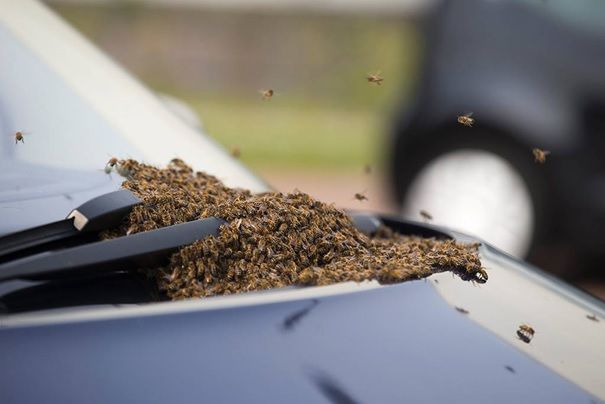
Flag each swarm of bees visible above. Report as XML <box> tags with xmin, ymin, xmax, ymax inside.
<box><xmin>259</xmin><ymin>89</ymin><xmax>274</xmax><ymax>101</ymax></box>
<box><xmin>457</xmin><ymin>112</ymin><xmax>474</xmax><ymax>127</ymax></box>
<box><xmin>366</xmin><ymin>71</ymin><xmax>384</xmax><ymax>85</ymax></box>
<box><xmin>532</xmin><ymin>148</ymin><xmax>550</xmax><ymax>164</ymax></box>
<box><xmin>516</xmin><ymin>324</ymin><xmax>535</xmax><ymax>343</ymax></box>
<box><xmin>101</xmin><ymin>159</ymin><xmax>485</xmax><ymax>300</ymax></box>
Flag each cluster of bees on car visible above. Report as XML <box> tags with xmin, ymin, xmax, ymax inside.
<box><xmin>98</xmin><ymin>159</ymin><xmax>487</xmax><ymax>301</ymax></box>
<box><xmin>13</xmin><ymin>71</ymin><xmax>596</xmax><ymax>342</ymax></box>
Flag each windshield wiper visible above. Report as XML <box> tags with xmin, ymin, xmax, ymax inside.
<box><xmin>0</xmin><ymin>217</ymin><xmax>225</xmax><ymax>283</ymax></box>
<box><xmin>0</xmin><ymin>189</ymin><xmax>141</xmax><ymax>258</ymax></box>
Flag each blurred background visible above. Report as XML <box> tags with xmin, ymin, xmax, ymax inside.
<box><xmin>45</xmin><ymin>0</ymin><xmax>424</xmax><ymax>213</ymax></box>
<box><xmin>43</xmin><ymin>0</ymin><xmax>605</xmax><ymax>296</ymax></box>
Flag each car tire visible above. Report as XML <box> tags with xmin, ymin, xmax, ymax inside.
<box><xmin>391</xmin><ymin>128</ymin><xmax>567</xmax><ymax>273</ymax></box>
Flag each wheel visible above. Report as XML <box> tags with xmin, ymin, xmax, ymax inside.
<box><xmin>402</xmin><ymin>149</ymin><xmax>533</xmax><ymax>257</ymax></box>
<box><xmin>392</xmin><ymin>129</ymin><xmax>552</xmax><ymax>261</ymax></box>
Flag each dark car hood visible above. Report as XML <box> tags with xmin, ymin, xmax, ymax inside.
<box><xmin>1</xmin><ymin>249</ymin><xmax>603</xmax><ymax>403</ymax></box>
<box><xmin>0</xmin><ymin>161</ymin><xmax>123</xmax><ymax>235</ymax></box>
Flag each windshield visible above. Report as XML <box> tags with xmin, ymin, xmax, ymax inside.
<box><xmin>0</xmin><ymin>1</ymin><xmax>266</xmax><ymax>192</ymax></box>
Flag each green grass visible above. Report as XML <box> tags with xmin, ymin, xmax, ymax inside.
<box><xmin>184</xmin><ymin>94</ymin><xmax>384</xmax><ymax>170</ymax></box>
<box><xmin>52</xmin><ymin>4</ymin><xmax>421</xmax><ymax>171</ymax></box>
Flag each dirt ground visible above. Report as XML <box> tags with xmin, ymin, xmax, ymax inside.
<box><xmin>260</xmin><ymin>169</ymin><xmax>605</xmax><ymax>301</ymax></box>
<box><xmin>260</xmin><ymin>168</ymin><xmax>398</xmax><ymax>215</ymax></box>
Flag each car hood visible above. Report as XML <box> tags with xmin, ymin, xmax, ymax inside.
<box><xmin>0</xmin><ymin>164</ymin><xmax>603</xmax><ymax>403</ymax></box>
<box><xmin>1</xmin><ymin>243</ymin><xmax>604</xmax><ymax>403</ymax></box>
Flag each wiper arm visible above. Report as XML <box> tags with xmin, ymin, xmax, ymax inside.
<box><xmin>0</xmin><ymin>217</ymin><xmax>225</xmax><ymax>282</ymax></box>
<box><xmin>0</xmin><ymin>189</ymin><xmax>141</xmax><ymax>258</ymax></box>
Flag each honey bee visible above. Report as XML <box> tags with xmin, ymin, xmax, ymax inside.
<box><xmin>516</xmin><ymin>324</ymin><xmax>535</xmax><ymax>343</ymax></box>
<box><xmin>586</xmin><ymin>313</ymin><xmax>599</xmax><ymax>322</ymax></box>
<box><xmin>354</xmin><ymin>192</ymin><xmax>368</xmax><ymax>201</ymax></box>
<box><xmin>104</xmin><ymin>157</ymin><xmax>119</xmax><ymax>174</ymax></box>
<box><xmin>457</xmin><ymin>112</ymin><xmax>474</xmax><ymax>127</ymax></box>
<box><xmin>259</xmin><ymin>89</ymin><xmax>274</xmax><ymax>100</ymax></box>
<box><xmin>419</xmin><ymin>210</ymin><xmax>433</xmax><ymax>222</ymax></box>
<box><xmin>471</xmin><ymin>267</ymin><xmax>488</xmax><ymax>284</ymax></box>
<box><xmin>231</xmin><ymin>147</ymin><xmax>241</xmax><ymax>159</ymax></box>
<box><xmin>363</xmin><ymin>164</ymin><xmax>372</xmax><ymax>175</ymax></box>
<box><xmin>532</xmin><ymin>148</ymin><xmax>550</xmax><ymax>163</ymax></box>
<box><xmin>115</xmin><ymin>164</ymin><xmax>132</xmax><ymax>179</ymax></box>
<box><xmin>10</xmin><ymin>131</ymin><xmax>29</xmax><ymax>144</ymax></box>
<box><xmin>455</xmin><ymin>306</ymin><xmax>469</xmax><ymax>314</ymax></box>
<box><xmin>366</xmin><ymin>71</ymin><xmax>384</xmax><ymax>85</ymax></box>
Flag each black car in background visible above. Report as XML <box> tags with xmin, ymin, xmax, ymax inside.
<box><xmin>389</xmin><ymin>0</ymin><xmax>605</xmax><ymax>277</ymax></box>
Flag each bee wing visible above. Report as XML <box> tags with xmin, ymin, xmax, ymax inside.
<box><xmin>465</xmin><ymin>112</ymin><xmax>474</xmax><ymax>117</ymax></box>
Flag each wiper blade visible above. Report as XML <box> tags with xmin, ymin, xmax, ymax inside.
<box><xmin>0</xmin><ymin>217</ymin><xmax>225</xmax><ymax>282</ymax></box>
<box><xmin>0</xmin><ymin>189</ymin><xmax>140</xmax><ymax>258</ymax></box>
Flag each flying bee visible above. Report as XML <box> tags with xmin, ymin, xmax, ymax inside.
<box><xmin>14</xmin><ymin>131</ymin><xmax>25</xmax><ymax>144</ymax></box>
<box><xmin>366</xmin><ymin>70</ymin><xmax>384</xmax><ymax>85</ymax></box>
<box><xmin>419</xmin><ymin>209</ymin><xmax>433</xmax><ymax>222</ymax></box>
<box><xmin>259</xmin><ymin>89</ymin><xmax>274</xmax><ymax>100</ymax></box>
<box><xmin>11</xmin><ymin>131</ymin><xmax>31</xmax><ymax>144</ymax></box>
<box><xmin>457</xmin><ymin>112</ymin><xmax>474</xmax><ymax>127</ymax></box>
<box><xmin>516</xmin><ymin>324</ymin><xmax>535</xmax><ymax>343</ymax></box>
<box><xmin>231</xmin><ymin>147</ymin><xmax>241</xmax><ymax>159</ymax></box>
<box><xmin>532</xmin><ymin>148</ymin><xmax>550</xmax><ymax>163</ymax></box>
<box><xmin>363</xmin><ymin>164</ymin><xmax>372</xmax><ymax>175</ymax></box>
<box><xmin>455</xmin><ymin>306</ymin><xmax>469</xmax><ymax>314</ymax></box>
<box><xmin>354</xmin><ymin>192</ymin><xmax>368</xmax><ymax>201</ymax></box>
